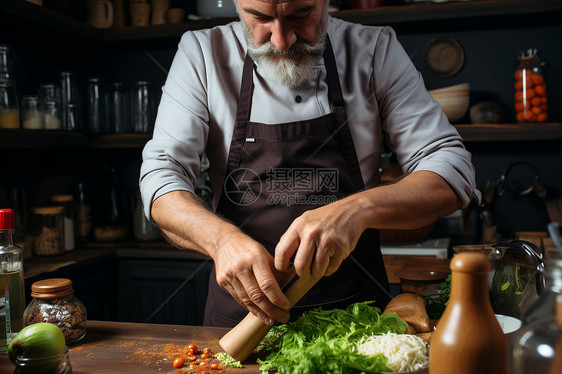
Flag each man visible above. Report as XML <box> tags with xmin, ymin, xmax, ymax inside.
<box><xmin>140</xmin><ymin>0</ymin><xmax>479</xmax><ymax>328</ymax></box>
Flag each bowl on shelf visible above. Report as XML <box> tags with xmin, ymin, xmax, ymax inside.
<box><xmin>429</xmin><ymin>83</ymin><xmax>470</xmax><ymax>123</ymax></box>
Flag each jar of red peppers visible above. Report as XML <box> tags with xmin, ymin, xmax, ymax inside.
<box><xmin>514</xmin><ymin>49</ymin><xmax>548</xmax><ymax>123</ymax></box>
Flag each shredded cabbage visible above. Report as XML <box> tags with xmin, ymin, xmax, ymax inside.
<box><xmin>356</xmin><ymin>332</ymin><xmax>429</xmax><ymax>373</ymax></box>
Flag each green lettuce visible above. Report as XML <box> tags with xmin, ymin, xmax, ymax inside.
<box><xmin>257</xmin><ymin>301</ymin><xmax>408</xmax><ymax>373</ymax></box>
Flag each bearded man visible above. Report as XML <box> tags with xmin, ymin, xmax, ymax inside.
<box><xmin>140</xmin><ymin>0</ymin><xmax>480</xmax><ymax>327</ymax></box>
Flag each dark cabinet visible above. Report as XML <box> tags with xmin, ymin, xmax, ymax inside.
<box><xmin>117</xmin><ymin>258</ymin><xmax>212</xmax><ymax>325</ymax></box>
<box><xmin>25</xmin><ymin>254</ymin><xmax>119</xmax><ymax>321</ymax></box>
<box><xmin>25</xmin><ymin>253</ymin><xmax>213</xmax><ymax>326</ymax></box>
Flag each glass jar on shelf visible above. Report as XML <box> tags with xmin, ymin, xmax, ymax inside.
<box><xmin>28</xmin><ymin>207</ymin><xmax>65</xmax><ymax>256</ymax></box>
<box><xmin>514</xmin><ymin>49</ymin><xmax>548</xmax><ymax>123</ymax></box>
<box><xmin>512</xmin><ymin>251</ymin><xmax>562</xmax><ymax>373</ymax></box>
<box><xmin>24</xmin><ymin>278</ymin><xmax>87</xmax><ymax>345</ymax></box>
<box><xmin>0</xmin><ymin>80</ymin><xmax>19</xmax><ymax>129</ymax></box>
<box><xmin>51</xmin><ymin>195</ymin><xmax>75</xmax><ymax>251</ymax></box>
<box><xmin>21</xmin><ymin>95</ymin><xmax>44</xmax><ymax>130</ymax></box>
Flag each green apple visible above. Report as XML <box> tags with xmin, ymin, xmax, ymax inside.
<box><xmin>8</xmin><ymin>322</ymin><xmax>66</xmax><ymax>363</ymax></box>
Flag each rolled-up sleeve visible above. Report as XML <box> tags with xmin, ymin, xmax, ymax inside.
<box><xmin>374</xmin><ymin>27</ymin><xmax>480</xmax><ymax>207</ymax></box>
<box><xmin>140</xmin><ymin>31</ymin><xmax>210</xmax><ymax>219</ymax></box>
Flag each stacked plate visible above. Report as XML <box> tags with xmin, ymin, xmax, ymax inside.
<box><xmin>428</xmin><ymin>83</ymin><xmax>470</xmax><ymax>123</ymax></box>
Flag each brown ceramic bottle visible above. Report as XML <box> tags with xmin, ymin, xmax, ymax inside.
<box><xmin>429</xmin><ymin>252</ymin><xmax>509</xmax><ymax>374</ymax></box>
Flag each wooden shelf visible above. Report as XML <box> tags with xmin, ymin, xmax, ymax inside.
<box><xmin>454</xmin><ymin>122</ymin><xmax>562</xmax><ymax>142</ymax></box>
<box><xmin>0</xmin><ymin>129</ymin><xmax>150</xmax><ymax>149</ymax></box>
<box><xmin>335</xmin><ymin>0</ymin><xmax>562</xmax><ymax>26</ymax></box>
<box><xmin>2</xmin><ymin>123</ymin><xmax>560</xmax><ymax>150</ymax></box>
<box><xmin>1</xmin><ymin>0</ymin><xmax>560</xmax><ymax>45</ymax></box>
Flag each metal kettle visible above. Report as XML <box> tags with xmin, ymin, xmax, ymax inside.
<box><xmin>489</xmin><ymin>240</ymin><xmax>545</xmax><ymax>319</ymax></box>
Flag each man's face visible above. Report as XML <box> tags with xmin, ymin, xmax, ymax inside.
<box><xmin>236</xmin><ymin>0</ymin><xmax>329</xmax><ymax>87</ymax></box>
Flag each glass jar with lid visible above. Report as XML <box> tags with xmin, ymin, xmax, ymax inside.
<box><xmin>514</xmin><ymin>49</ymin><xmax>548</xmax><ymax>123</ymax></box>
<box><xmin>29</xmin><ymin>207</ymin><xmax>65</xmax><ymax>256</ymax></box>
<box><xmin>24</xmin><ymin>278</ymin><xmax>87</xmax><ymax>344</ymax></box>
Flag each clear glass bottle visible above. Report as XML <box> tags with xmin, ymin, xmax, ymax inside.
<box><xmin>87</xmin><ymin>77</ymin><xmax>107</xmax><ymax>133</ymax></box>
<box><xmin>512</xmin><ymin>251</ymin><xmax>562</xmax><ymax>373</ymax></box>
<box><xmin>74</xmin><ymin>182</ymin><xmax>92</xmax><ymax>241</ymax></box>
<box><xmin>29</xmin><ymin>207</ymin><xmax>65</xmax><ymax>256</ymax></box>
<box><xmin>43</xmin><ymin>101</ymin><xmax>62</xmax><ymax>130</ymax></box>
<box><xmin>21</xmin><ymin>95</ymin><xmax>44</xmax><ymax>130</ymax></box>
<box><xmin>0</xmin><ymin>44</ymin><xmax>16</xmax><ymax>81</ymax></box>
<box><xmin>108</xmin><ymin>82</ymin><xmax>130</xmax><ymax>133</ymax></box>
<box><xmin>0</xmin><ymin>208</ymin><xmax>25</xmax><ymax>352</ymax></box>
<box><xmin>514</xmin><ymin>49</ymin><xmax>548</xmax><ymax>123</ymax></box>
<box><xmin>51</xmin><ymin>195</ymin><xmax>75</xmax><ymax>251</ymax></box>
<box><xmin>24</xmin><ymin>278</ymin><xmax>87</xmax><ymax>344</ymax></box>
<box><xmin>130</xmin><ymin>80</ymin><xmax>153</xmax><ymax>133</ymax></box>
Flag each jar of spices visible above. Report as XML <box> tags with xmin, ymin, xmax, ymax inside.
<box><xmin>514</xmin><ymin>49</ymin><xmax>548</xmax><ymax>123</ymax></box>
<box><xmin>24</xmin><ymin>278</ymin><xmax>87</xmax><ymax>344</ymax></box>
<box><xmin>29</xmin><ymin>207</ymin><xmax>65</xmax><ymax>256</ymax></box>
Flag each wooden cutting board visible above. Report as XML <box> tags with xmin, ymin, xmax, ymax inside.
<box><xmin>0</xmin><ymin>321</ymin><xmax>262</xmax><ymax>374</ymax></box>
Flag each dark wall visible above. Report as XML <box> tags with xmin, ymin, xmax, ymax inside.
<box><xmin>399</xmin><ymin>24</ymin><xmax>562</xmax><ymax>238</ymax></box>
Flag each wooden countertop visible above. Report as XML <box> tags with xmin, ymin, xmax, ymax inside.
<box><xmin>0</xmin><ymin>321</ymin><xmax>261</xmax><ymax>373</ymax></box>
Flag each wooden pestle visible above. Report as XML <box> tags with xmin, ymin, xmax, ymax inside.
<box><xmin>219</xmin><ymin>275</ymin><xmax>321</xmax><ymax>362</ymax></box>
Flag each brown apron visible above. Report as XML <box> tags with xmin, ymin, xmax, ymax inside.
<box><xmin>204</xmin><ymin>37</ymin><xmax>390</xmax><ymax>327</ymax></box>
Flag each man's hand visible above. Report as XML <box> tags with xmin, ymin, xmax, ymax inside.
<box><xmin>213</xmin><ymin>231</ymin><xmax>292</xmax><ymax>325</ymax></box>
<box><xmin>275</xmin><ymin>198</ymin><xmax>364</xmax><ymax>280</ymax></box>
<box><xmin>275</xmin><ymin>171</ymin><xmax>461</xmax><ymax>280</ymax></box>
<box><xmin>151</xmin><ymin>191</ymin><xmax>292</xmax><ymax>325</ymax></box>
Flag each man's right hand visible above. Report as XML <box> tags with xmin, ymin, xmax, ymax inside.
<box><xmin>212</xmin><ymin>231</ymin><xmax>292</xmax><ymax>325</ymax></box>
<box><xmin>151</xmin><ymin>190</ymin><xmax>291</xmax><ymax>325</ymax></box>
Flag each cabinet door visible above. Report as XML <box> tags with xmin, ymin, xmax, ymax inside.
<box><xmin>118</xmin><ymin>259</ymin><xmax>212</xmax><ymax>326</ymax></box>
<box><xmin>25</xmin><ymin>257</ymin><xmax>119</xmax><ymax>322</ymax></box>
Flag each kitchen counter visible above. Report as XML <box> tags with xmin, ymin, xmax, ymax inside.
<box><xmin>22</xmin><ymin>242</ymin><xmax>210</xmax><ymax>279</ymax></box>
<box><xmin>0</xmin><ymin>321</ymin><xmax>260</xmax><ymax>373</ymax></box>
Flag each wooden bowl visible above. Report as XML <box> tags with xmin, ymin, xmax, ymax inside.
<box><xmin>430</xmin><ymin>95</ymin><xmax>470</xmax><ymax>123</ymax></box>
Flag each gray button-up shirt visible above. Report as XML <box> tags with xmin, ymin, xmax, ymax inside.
<box><xmin>140</xmin><ymin>17</ymin><xmax>479</xmax><ymax>219</ymax></box>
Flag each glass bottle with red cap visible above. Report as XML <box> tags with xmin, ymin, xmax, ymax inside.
<box><xmin>0</xmin><ymin>208</ymin><xmax>26</xmax><ymax>352</ymax></box>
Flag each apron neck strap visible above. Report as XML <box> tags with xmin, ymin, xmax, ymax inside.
<box><xmin>236</xmin><ymin>53</ymin><xmax>256</xmax><ymax>122</ymax></box>
<box><xmin>237</xmin><ymin>34</ymin><xmax>345</xmax><ymax>121</ymax></box>
<box><xmin>323</xmin><ymin>34</ymin><xmax>345</xmax><ymax>111</ymax></box>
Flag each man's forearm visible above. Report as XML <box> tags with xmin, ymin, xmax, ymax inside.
<box><xmin>151</xmin><ymin>190</ymin><xmax>241</xmax><ymax>258</ymax></box>
<box><xmin>353</xmin><ymin>170</ymin><xmax>462</xmax><ymax>232</ymax></box>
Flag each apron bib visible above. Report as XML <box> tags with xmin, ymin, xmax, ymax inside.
<box><xmin>204</xmin><ymin>37</ymin><xmax>390</xmax><ymax>327</ymax></box>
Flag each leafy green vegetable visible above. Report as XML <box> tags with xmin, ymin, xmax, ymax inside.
<box><xmin>216</xmin><ymin>352</ymin><xmax>243</xmax><ymax>368</ymax></box>
<box><xmin>256</xmin><ymin>301</ymin><xmax>408</xmax><ymax>374</ymax></box>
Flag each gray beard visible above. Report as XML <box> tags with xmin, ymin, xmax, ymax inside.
<box><xmin>239</xmin><ymin>6</ymin><xmax>329</xmax><ymax>88</ymax></box>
